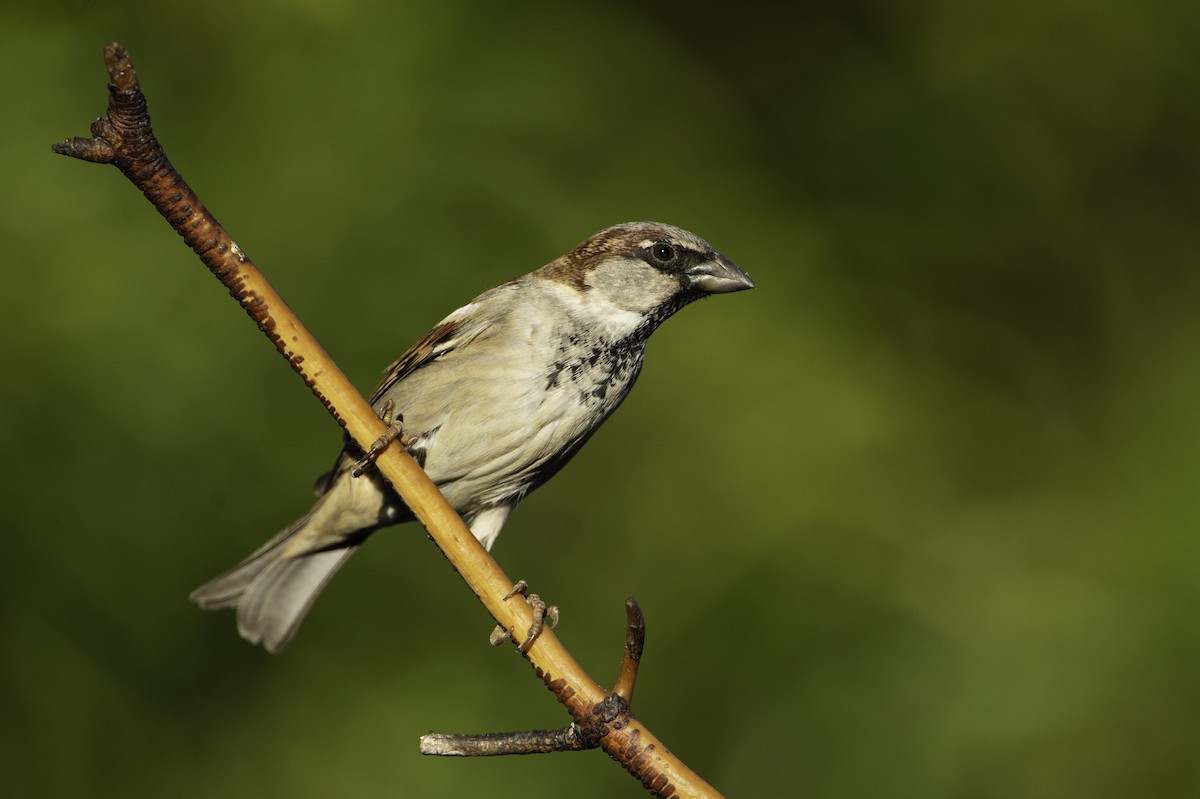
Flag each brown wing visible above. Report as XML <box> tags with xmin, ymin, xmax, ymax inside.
<box><xmin>308</xmin><ymin>304</ymin><xmax>496</xmax><ymax>497</ymax></box>
<box><xmin>310</xmin><ymin>317</ymin><xmax>476</xmax><ymax>496</ymax></box>
<box><xmin>368</xmin><ymin>282</ymin><xmax>517</xmax><ymax>404</ymax></box>
<box><xmin>368</xmin><ymin>318</ymin><xmax>464</xmax><ymax>404</ymax></box>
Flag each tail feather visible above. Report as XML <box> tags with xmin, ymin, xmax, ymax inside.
<box><xmin>235</xmin><ymin>546</ymin><xmax>358</xmax><ymax>653</ymax></box>
<box><xmin>190</xmin><ymin>511</ymin><xmax>361</xmax><ymax>653</ymax></box>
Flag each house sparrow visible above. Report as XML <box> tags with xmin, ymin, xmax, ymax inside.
<box><xmin>190</xmin><ymin>221</ymin><xmax>755</xmax><ymax>652</ymax></box>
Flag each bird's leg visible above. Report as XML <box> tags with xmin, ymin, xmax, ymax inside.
<box><xmin>490</xmin><ymin>580</ymin><xmax>559</xmax><ymax>652</ymax></box>
<box><xmin>352</xmin><ymin>399</ymin><xmax>408</xmax><ymax>476</ymax></box>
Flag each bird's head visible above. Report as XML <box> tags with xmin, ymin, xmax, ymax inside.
<box><xmin>537</xmin><ymin>221</ymin><xmax>754</xmax><ymax>339</ymax></box>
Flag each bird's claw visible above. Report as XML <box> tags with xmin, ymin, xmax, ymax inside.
<box><xmin>490</xmin><ymin>580</ymin><xmax>559</xmax><ymax>652</ymax></box>
<box><xmin>352</xmin><ymin>399</ymin><xmax>408</xmax><ymax>477</ymax></box>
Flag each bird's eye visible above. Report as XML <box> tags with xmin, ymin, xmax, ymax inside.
<box><xmin>650</xmin><ymin>243</ymin><xmax>675</xmax><ymax>263</ymax></box>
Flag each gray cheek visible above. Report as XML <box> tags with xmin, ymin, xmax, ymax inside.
<box><xmin>588</xmin><ymin>262</ymin><xmax>677</xmax><ymax>313</ymax></box>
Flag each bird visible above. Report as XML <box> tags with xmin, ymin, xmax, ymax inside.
<box><xmin>190</xmin><ymin>221</ymin><xmax>755</xmax><ymax>652</ymax></box>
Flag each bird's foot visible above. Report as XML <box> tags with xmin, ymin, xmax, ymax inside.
<box><xmin>490</xmin><ymin>580</ymin><xmax>559</xmax><ymax>652</ymax></box>
<box><xmin>352</xmin><ymin>399</ymin><xmax>410</xmax><ymax>476</ymax></box>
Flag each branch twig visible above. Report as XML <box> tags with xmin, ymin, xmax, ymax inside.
<box><xmin>421</xmin><ymin>597</ymin><xmax>646</xmax><ymax>757</ymax></box>
<box><xmin>53</xmin><ymin>43</ymin><xmax>721</xmax><ymax>799</ymax></box>
<box><xmin>614</xmin><ymin>597</ymin><xmax>646</xmax><ymax>704</ymax></box>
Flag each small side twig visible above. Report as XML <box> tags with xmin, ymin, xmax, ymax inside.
<box><xmin>613</xmin><ymin>597</ymin><xmax>646</xmax><ymax>704</ymax></box>
<box><xmin>421</xmin><ymin>725</ymin><xmax>593</xmax><ymax>757</ymax></box>
<box><xmin>422</xmin><ymin>598</ymin><xmax>646</xmax><ymax>757</ymax></box>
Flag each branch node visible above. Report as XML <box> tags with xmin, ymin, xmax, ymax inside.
<box><xmin>419</xmin><ymin>693</ymin><xmax>636</xmax><ymax>759</ymax></box>
<box><xmin>426</xmin><ymin>600</ymin><xmax>646</xmax><ymax>760</ymax></box>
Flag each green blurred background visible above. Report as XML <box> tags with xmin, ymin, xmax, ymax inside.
<box><xmin>4</xmin><ymin>1</ymin><xmax>1199</xmax><ymax>796</ymax></box>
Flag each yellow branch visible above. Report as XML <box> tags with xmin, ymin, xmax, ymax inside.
<box><xmin>53</xmin><ymin>42</ymin><xmax>723</xmax><ymax>798</ymax></box>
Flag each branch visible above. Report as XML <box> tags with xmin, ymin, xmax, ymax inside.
<box><xmin>421</xmin><ymin>597</ymin><xmax>646</xmax><ymax>757</ymax></box>
<box><xmin>53</xmin><ymin>43</ymin><xmax>722</xmax><ymax>799</ymax></box>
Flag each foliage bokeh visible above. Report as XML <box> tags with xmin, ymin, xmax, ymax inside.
<box><xmin>3</xmin><ymin>1</ymin><xmax>1199</xmax><ymax>796</ymax></box>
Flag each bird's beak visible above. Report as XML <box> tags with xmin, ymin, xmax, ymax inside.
<box><xmin>687</xmin><ymin>254</ymin><xmax>756</xmax><ymax>294</ymax></box>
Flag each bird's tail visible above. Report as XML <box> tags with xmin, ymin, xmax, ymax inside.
<box><xmin>190</xmin><ymin>511</ymin><xmax>360</xmax><ymax>654</ymax></box>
